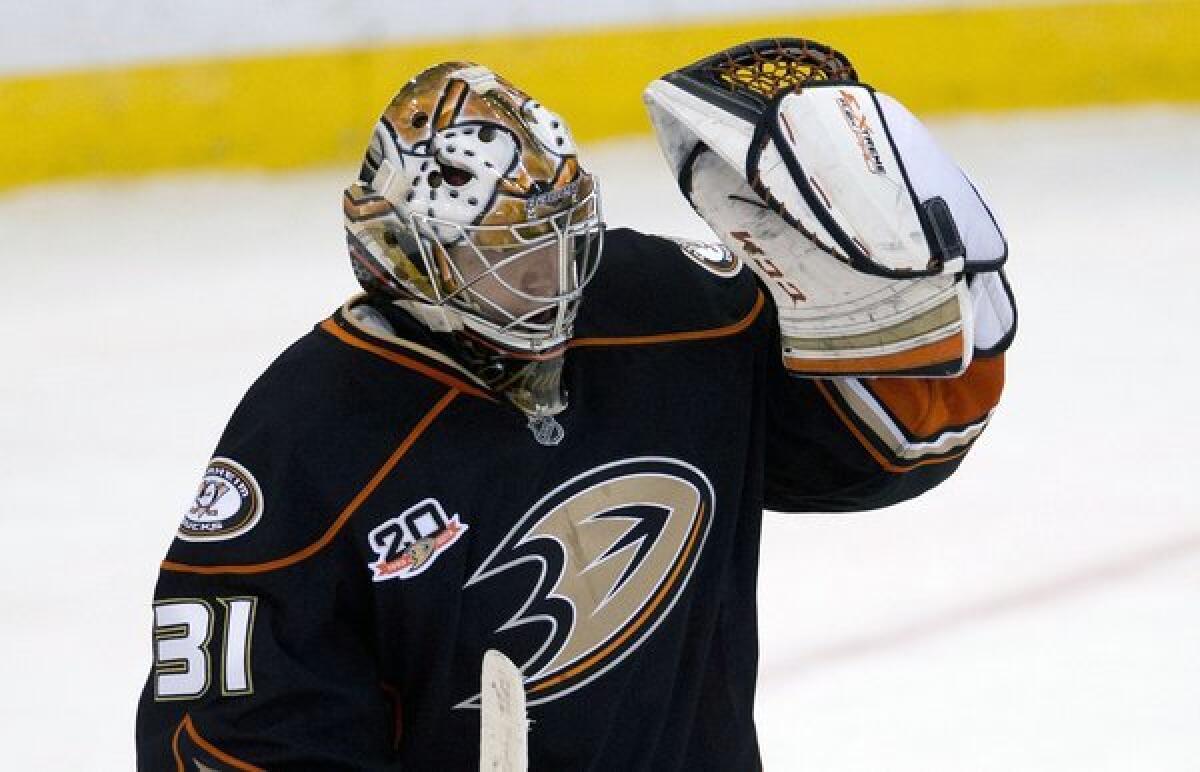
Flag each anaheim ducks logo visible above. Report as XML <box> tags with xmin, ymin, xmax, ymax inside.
<box><xmin>178</xmin><ymin>458</ymin><xmax>263</xmax><ymax>542</ymax></box>
<box><xmin>459</xmin><ymin>457</ymin><xmax>714</xmax><ymax>707</ymax></box>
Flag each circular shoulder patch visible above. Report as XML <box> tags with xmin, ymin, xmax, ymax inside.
<box><xmin>178</xmin><ymin>457</ymin><xmax>264</xmax><ymax>541</ymax></box>
<box><xmin>666</xmin><ymin>236</ymin><xmax>742</xmax><ymax>278</ymax></box>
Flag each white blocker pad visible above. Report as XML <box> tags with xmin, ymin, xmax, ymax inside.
<box><xmin>749</xmin><ymin>85</ymin><xmax>1008</xmax><ymax>277</ymax></box>
<box><xmin>644</xmin><ymin>75</ymin><xmax>1014</xmax><ymax>376</ymax></box>
<box><xmin>968</xmin><ymin>268</ymin><xmax>1017</xmax><ymax>357</ymax></box>
<box><xmin>691</xmin><ymin>148</ymin><xmax>975</xmax><ymax>376</ymax></box>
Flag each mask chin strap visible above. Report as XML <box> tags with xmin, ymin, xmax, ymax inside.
<box><xmin>501</xmin><ymin>357</ymin><xmax>567</xmax><ymax>418</ymax></box>
<box><xmin>477</xmin><ymin>343</ymin><xmax>571</xmax><ymax>446</ymax></box>
<box><xmin>398</xmin><ymin>288</ymin><xmax>572</xmax><ymax>427</ymax></box>
<box><xmin>468</xmin><ymin>340</ymin><xmax>568</xmax><ymax>417</ymax></box>
<box><xmin>470</xmin><ymin>340</ymin><xmax>573</xmax><ymax>446</ymax></box>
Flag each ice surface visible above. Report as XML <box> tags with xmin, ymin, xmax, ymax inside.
<box><xmin>1</xmin><ymin>107</ymin><xmax>1198</xmax><ymax>770</ymax></box>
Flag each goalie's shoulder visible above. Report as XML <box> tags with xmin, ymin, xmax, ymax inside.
<box><xmin>160</xmin><ymin>316</ymin><xmax>454</xmax><ymax>573</ymax></box>
<box><xmin>576</xmin><ymin>227</ymin><xmax>762</xmax><ymax>339</ymax></box>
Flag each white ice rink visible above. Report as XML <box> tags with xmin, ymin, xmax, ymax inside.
<box><xmin>2</xmin><ymin>107</ymin><xmax>1198</xmax><ymax>770</ymax></box>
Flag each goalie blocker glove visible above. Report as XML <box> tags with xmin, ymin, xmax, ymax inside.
<box><xmin>644</xmin><ymin>38</ymin><xmax>1016</xmax><ymax>377</ymax></box>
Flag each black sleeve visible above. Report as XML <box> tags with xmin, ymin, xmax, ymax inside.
<box><xmin>135</xmin><ymin>343</ymin><xmax>403</xmax><ymax>770</ymax></box>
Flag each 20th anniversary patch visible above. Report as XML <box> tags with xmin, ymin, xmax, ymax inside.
<box><xmin>178</xmin><ymin>457</ymin><xmax>264</xmax><ymax>541</ymax></box>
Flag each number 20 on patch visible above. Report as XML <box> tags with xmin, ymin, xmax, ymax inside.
<box><xmin>152</xmin><ymin>597</ymin><xmax>257</xmax><ymax>701</ymax></box>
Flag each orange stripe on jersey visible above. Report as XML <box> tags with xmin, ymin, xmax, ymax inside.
<box><xmin>570</xmin><ymin>289</ymin><xmax>765</xmax><ymax>348</ymax></box>
<box><xmin>813</xmin><ymin>380</ymin><xmax>969</xmax><ymax>474</ymax></box>
<box><xmin>319</xmin><ymin>318</ymin><xmax>495</xmax><ymax>401</ymax></box>
<box><xmin>162</xmin><ymin>389</ymin><xmax>459</xmax><ymax>575</ymax></box>
<box><xmin>866</xmin><ymin>355</ymin><xmax>1005</xmax><ymax>439</ymax></box>
<box><xmin>172</xmin><ymin>714</ymin><xmax>264</xmax><ymax>772</ymax></box>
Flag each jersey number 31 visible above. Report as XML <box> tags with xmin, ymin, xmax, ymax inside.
<box><xmin>151</xmin><ymin>597</ymin><xmax>258</xmax><ymax>701</ymax></box>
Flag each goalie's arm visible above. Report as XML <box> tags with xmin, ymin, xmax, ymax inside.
<box><xmin>763</xmin><ymin>343</ymin><xmax>1005</xmax><ymax>513</ymax></box>
<box><xmin>135</xmin><ymin>386</ymin><xmax>401</xmax><ymax>770</ymax></box>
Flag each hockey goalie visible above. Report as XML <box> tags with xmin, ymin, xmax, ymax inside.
<box><xmin>136</xmin><ymin>39</ymin><xmax>1014</xmax><ymax>771</ymax></box>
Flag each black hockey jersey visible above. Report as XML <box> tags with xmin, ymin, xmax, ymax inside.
<box><xmin>136</xmin><ymin>228</ymin><xmax>1006</xmax><ymax>771</ymax></box>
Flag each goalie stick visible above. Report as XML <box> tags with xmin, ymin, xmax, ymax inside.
<box><xmin>480</xmin><ymin>649</ymin><xmax>529</xmax><ymax>772</ymax></box>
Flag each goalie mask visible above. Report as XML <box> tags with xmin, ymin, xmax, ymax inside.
<box><xmin>344</xmin><ymin>62</ymin><xmax>604</xmax><ymax>418</ymax></box>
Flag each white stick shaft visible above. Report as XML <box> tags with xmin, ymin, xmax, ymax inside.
<box><xmin>480</xmin><ymin>649</ymin><xmax>528</xmax><ymax>772</ymax></box>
